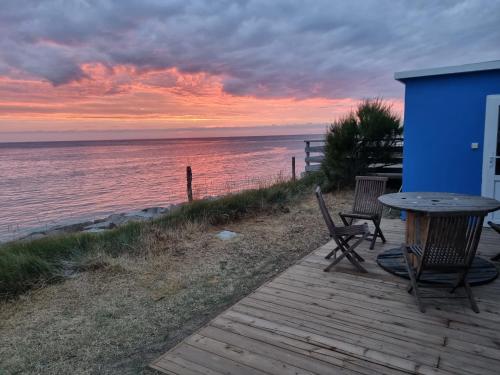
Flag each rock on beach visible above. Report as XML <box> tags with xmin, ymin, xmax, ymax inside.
<box><xmin>20</xmin><ymin>205</ymin><xmax>179</xmax><ymax>241</ymax></box>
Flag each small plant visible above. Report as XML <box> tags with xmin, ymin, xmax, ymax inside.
<box><xmin>322</xmin><ymin>99</ymin><xmax>402</xmax><ymax>190</ymax></box>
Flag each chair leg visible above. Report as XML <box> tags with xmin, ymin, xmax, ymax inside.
<box><xmin>402</xmin><ymin>246</ymin><xmax>425</xmax><ymax>313</ymax></box>
<box><xmin>375</xmin><ymin>219</ymin><xmax>386</xmax><ymax>243</ymax></box>
<box><xmin>369</xmin><ymin>226</ymin><xmax>377</xmax><ymax>250</ymax></box>
<box><xmin>345</xmin><ymin>252</ymin><xmax>368</xmax><ymax>273</ymax></box>
<box><xmin>324</xmin><ymin>249</ymin><xmax>367</xmax><ymax>273</ymax></box>
<box><xmin>324</xmin><ymin>236</ymin><xmax>368</xmax><ymax>273</ymax></box>
<box><xmin>463</xmin><ymin>281</ymin><xmax>480</xmax><ymax>313</ymax></box>
<box><xmin>369</xmin><ymin>219</ymin><xmax>386</xmax><ymax>250</ymax></box>
<box><xmin>339</xmin><ymin>236</ymin><xmax>364</xmax><ymax>262</ymax></box>
<box><xmin>451</xmin><ymin>272</ymin><xmax>480</xmax><ymax>313</ymax></box>
<box><xmin>351</xmin><ymin>250</ymin><xmax>364</xmax><ymax>262</ymax></box>
<box><xmin>326</xmin><ymin>234</ymin><xmax>356</xmax><ymax>259</ymax></box>
<box><xmin>324</xmin><ymin>250</ymin><xmax>350</xmax><ymax>272</ymax></box>
<box><xmin>325</xmin><ymin>247</ymin><xmax>339</xmax><ymax>260</ymax></box>
<box><xmin>450</xmin><ymin>272</ymin><xmax>465</xmax><ymax>294</ymax></box>
<box><xmin>345</xmin><ymin>235</ymin><xmax>369</xmax><ymax>273</ymax></box>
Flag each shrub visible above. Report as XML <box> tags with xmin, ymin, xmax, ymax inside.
<box><xmin>322</xmin><ymin>99</ymin><xmax>402</xmax><ymax>190</ymax></box>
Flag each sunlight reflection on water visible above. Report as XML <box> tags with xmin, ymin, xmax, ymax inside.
<box><xmin>0</xmin><ymin>135</ymin><xmax>319</xmax><ymax>241</ymax></box>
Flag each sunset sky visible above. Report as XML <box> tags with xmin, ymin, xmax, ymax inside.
<box><xmin>1</xmin><ymin>1</ymin><xmax>499</xmax><ymax>141</ymax></box>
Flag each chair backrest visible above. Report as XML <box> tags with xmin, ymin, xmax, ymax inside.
<box><xmin>315</xmin><ymin>186</ymin><xmax>337</xmax><ymax>236</ymax></box>
<box><xmin>352</xmin><ymin>176</ymin><xmax>388</xmax><ymax>217</ymax></box>
<box><xmin>421</xmin><ymin>212</ymin><xmax>485</xmax><ymax>270</ymax></box>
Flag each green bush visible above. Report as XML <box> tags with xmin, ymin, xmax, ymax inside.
<box><xmin>322</xmin><ymin>99</ymin><xmax>402</xmax><ymax>190</ymax></box>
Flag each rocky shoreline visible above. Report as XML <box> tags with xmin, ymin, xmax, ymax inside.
<box><xmin>19</xmin><ymin>205</ymin><xmax>179</xmax><ymax>242</ymax></box>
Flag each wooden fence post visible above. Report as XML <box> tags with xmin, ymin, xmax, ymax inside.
<box><xmin>305</xmin><ymin>141</ymin><xmax>310</xmax><ymax>169</ymax></box>
<box><xmin>186</xmin><ymin>166</ymin><xmax>193</xmax><ymax>202</ymax></box>
<box><xmin>292</xmin><ymin>156</ymin><xmax>296</xmax><ymax>181</ymax></box>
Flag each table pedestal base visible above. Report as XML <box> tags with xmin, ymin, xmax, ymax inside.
<box><xmin>377</xmin><ymin>248</ymin><xmax>498</xmax><ymax>286</ymax></box>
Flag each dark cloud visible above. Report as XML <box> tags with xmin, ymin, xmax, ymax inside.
<box><xmin>1</xmin><ymin>0</ymin><xmax>499</xmax><ymax>98</ymax></box>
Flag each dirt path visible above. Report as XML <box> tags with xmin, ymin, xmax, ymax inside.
<box><xmin>0</xmin><ymin>192</ymin><xmax>352</xmax><ymax>375</ymax></box>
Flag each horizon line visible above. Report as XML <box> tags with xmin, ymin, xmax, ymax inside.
<box><xmin>0</xmin><ymin>132</ymin><xmax>326</xmax><ymax>145</ymax></box>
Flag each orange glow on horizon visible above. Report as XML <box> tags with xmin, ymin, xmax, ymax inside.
<box><xmin>0</xmin><ymin>63</ymin><xmax>403</xmax><ymax>136</ymax></box>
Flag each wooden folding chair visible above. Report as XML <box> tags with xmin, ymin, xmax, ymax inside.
<box><xmin>488</xmin><ymin>221</ymin><xmax>500</xmax><ymax>261</ymax></box>
<box><xmin>403</xmin><ymin>212</ymin><xmax>486</xmax><ymax>313</ymax></box>
<box><xmin>339</xmin><ymin>176</ymin><xmax>388</xmax><ymax>250</ymax></box>
<box><xmin>315</xmin><ymin>186</ymin><xmax>370</xmax><ymax>273</ymax></box>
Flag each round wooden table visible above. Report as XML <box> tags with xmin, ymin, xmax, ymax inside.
<box><xmin>379</xmin><ymin>192</ymin><xmax>500</xmax><ymax>215</ymax></box>
<box><xmin>377</xmin><ymin>192</ymin><xmax>500</xmax><ymax>285</ymax></box>
<box><xmin>379</xmin><ymin>192</ymin><xmax>500</xmax><ymax>246</ymax></box>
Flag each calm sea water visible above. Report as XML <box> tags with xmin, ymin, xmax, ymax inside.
<box><xmin>0</xmin><ymin>135</ymin><xmax>319</xmax><ymax>242</ymax></box>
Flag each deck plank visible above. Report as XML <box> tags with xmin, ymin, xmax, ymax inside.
<box><xmin>151</xmin><ymin>219</ymin><xmax>500</xmax><ymax>374</ymax></box>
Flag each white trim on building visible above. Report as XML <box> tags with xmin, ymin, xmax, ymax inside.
<box><xmin>395</xmin><ymin>60</ymin><xmax>500</xmax><ymax>81</ymax></box>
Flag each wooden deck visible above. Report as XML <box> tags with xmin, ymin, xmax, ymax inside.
<box><xmin>151</xmin><ymin>219</ymin><xmax>500</xmax><ymax>375</ymax></box>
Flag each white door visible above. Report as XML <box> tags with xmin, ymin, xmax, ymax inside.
<box><xmin>482</xmin><ymin>95</ymin><xmax>500</xmax><ymax>223</ymax></box>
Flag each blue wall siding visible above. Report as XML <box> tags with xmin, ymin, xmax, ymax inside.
<box><xmin>402</xmin><ymin>70</ymin><xmax>500</xmax><ymax>194</ymax></box>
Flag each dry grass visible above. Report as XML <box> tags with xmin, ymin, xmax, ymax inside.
<box><xmin>0</xmin><ymin>191</ymin><xmax>353</xmax><ymax>375</ymax></box>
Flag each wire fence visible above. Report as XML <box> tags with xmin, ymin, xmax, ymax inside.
<box><xmin>192</xmin><ymin>171</ymin><xmax>292</xmax><ymax>200</ymax></box>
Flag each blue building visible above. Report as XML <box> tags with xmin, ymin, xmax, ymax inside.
<box><xmin>395</xmin><ymin>61</ymin><xmax>500</xmax><ymax>223</ymax></box>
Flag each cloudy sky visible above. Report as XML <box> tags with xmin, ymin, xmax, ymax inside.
<box><xmin>1</xmin><ymin>0</ymin><xmax>499</xmax><ymax>141</ymax></box>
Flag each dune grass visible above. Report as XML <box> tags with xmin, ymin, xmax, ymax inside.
<box><xmin>0</xmin><ymin>173</ymin><xmax>320</xmax><ymax>298</ymax></box>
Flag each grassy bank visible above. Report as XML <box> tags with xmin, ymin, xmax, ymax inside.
<box><xmin>0</xmin><ymin>173</ymin><xmax>320</xmax><ymax>298</ymax></box>
<box><xmin>1</xmin><ymin>176</ymin><xmax>354</xmax><ymax>374</ymax></box>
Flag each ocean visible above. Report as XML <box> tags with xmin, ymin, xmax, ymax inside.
<box><xmin>0</xmin><ymin>134</ymin><xmax>320</xmax><ymax>242</ymax></box>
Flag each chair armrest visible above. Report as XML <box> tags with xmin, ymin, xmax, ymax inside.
<box><xmin>339</xmin><ymin>212</ymin><xmax>378</xmax><ymax>220</ymax></box>
<box><xmin>334</xmin><ymin>224</ymin><xmax>369</xmax><ymax>237</ymax></box>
